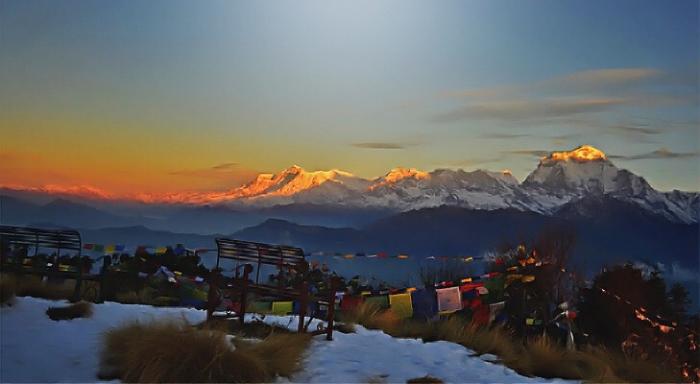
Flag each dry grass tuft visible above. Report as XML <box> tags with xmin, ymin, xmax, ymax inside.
<box><xmin>5</xmin><ymin>275</ymin><xmax>75</xmax><ymax>301</ymax></box>
<box><xmin>245</xmin><ymin>333</ymin><xmax>312</xmax><ymax>378</ymax></box>
<box><xmin>46</xmin><ymin>301</ymin><xmax>93</xmax><ymax>321</ymax></box>
<box><xmin>340</xmin><ymin>304</ymin><xmax>673</xmax><ymax>383</ymax></box>
<box><xmin>101</xmin><ymin>319</ymin><xmax>311</xmax><ymax>383</ymax></box>
<box><xmin>406</xmin><ymin>375</ymin><xmax>444</xmax><ymax>384</ymax></box>
<box><xmin>0</xmin><ymin>275</ymin><xmax>17</xmax><ymax>305</ymax></box>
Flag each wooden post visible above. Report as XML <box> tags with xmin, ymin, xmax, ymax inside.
<box><xmin>326</xmin><ymin>277</ymin><xmax>339</xmax><ymax>341</ymax></box>
<box><xmin>206</xmin><ymin>270</ymin><xmax>220</xmax><ymax>322</ymax></box>
<box><xmin>298</xmin><ymin>281</ymin><xmax>308</xmax><ymax>334</ymax></box>
<box><xmin>239</xmin><ymin>264</ymin><xmax>252</xmax><ymax>328</ymax></box>
<box><xmin>97</xmin><ymin>256</ymin><xmax>111</xmax><ymax>303</ymax></box>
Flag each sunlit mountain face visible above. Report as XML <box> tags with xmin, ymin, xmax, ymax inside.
<box><xmin>2</xmin><ymin>146</ymin><xmax>698</xmax><ymax>224</ymax></box>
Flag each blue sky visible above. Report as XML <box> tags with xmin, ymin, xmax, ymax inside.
<box><xmin>1</xmin><ymin>0</ymin><xmax>698</xmax><ymax>193</ymax></box>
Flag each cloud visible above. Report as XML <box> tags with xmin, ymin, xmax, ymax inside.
<box><xmin>351</xmin><ymin>142</ymin><xmax>405</xmax><ymax>149</ymax></box>
<box><xmin>433</xmin><ymin>98</ymin><xmax>626</xmax><ymax>122</ymax></box>
<box><xmin>480</xmin><ymin>133</ymin><xmax>532</xmax><ymax>139</ymax></box>
<box><xmin>446</xmin><ymin>68</ymin><xmax>664</xmax><ymax>100</ymax></box>
<box><xmin>504</xmin><ymin>149</ymin><xmax>550</xmax><ymax>158</ymax></box>
<box><xmin>434</xmin><ymin>67</ymin><xmax>695</xmax><ymax>125</ymax></box>
<box><xmin>609</xmin><ymin>148</ymin><xmax>700</xmax><ymax>161</ymax></box>
<box><xmin>551</xmin><ymin>68</ymin><xmax>662</xmax><ymax>92</ymax></box>
<box><xmin>170</xmin><ymin>162</ymin><xmax>249</xmax><ymax>179</ymax></box>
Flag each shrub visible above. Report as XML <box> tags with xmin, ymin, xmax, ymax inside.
<box><xmin>101</xmin><ymin>320</ymin><xmax>311</xmax><ymax>383</ymax></box>
<box><xmin>46</xmin><ymin>301</ymin><xmax>93</xmax><ymax>321</ymax></box>
<box><xmin>12</xmin><ymin>275</ymin><xmax>74</xmax><ymax>301</ymax></box>
<box><xmin>0</xmin><ymin>275</ymin><xmax>17</xmax><ymax>305</ymax></box>
<box><xmin>406</xmin><ymin>376</ymin><xmax>444</xmax><ymax>384</ymax></box>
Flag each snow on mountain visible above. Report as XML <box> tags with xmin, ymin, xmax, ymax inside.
<box><xmin>522</xmin><ymin>145</ymin><xmax>698</xmax><ymax>223</ymax></box>
<box><xmin>103</xmin><ymin>146</ymin><xmax>700</xmax><ymax>223</ymax></box>
<box><xmin>5</xmin><ymin>145</ymin><xmax>697</xmax><ymax>223</ymax></box>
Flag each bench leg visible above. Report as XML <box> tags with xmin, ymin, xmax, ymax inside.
<box><xmin>298</xmin><ymin>282</ymin><xmax>308</xmax><ymax>333</ymax></box>
<box><xmin>326</xmin><ymin>280</ymin><xmax>338</xmax><ymax>341</ymax></box>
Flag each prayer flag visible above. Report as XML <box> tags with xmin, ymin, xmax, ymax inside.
<box><xmin>488</xmin><ymin>301</ymin><xmax>506</xmax><ymax>324</ymax></box>
<box><xmin>365</xmin><ymin>295</ymin><xmax>389</xmax><ymax>309</ymax></box>
<box><xmin>93</xmin><ymin>244</ymin><xmax>104</xmax><ymax>252</ymax></box>
<box><xmin>115</xmin><ymin>245</ymin><xmax>125</xmax><ymax>252</ymax></box>
<box><xmin>436</xmin><ymin>286</ymin><xmax>462</xmax><ymax>313</ymax></box>
<box><xmin>411</xmin><ymin>289</ymin><xmax>438</xmax><ymax>320</ymax></box>
<box><xmin>248</xmin><ymin>301</ymin><xmax>271</xmax><ymax>313</ymax></box>
<box><xmin>340</xmin><ymin>295</ymin><xmax>363</xmax><ymax>311</ymax></box>
<box><xmin>397</xmin><ymin>254</ymin><xmax>409</xmax><ymax>259</ymax></box>
<box><xmin>477</xmin><ymin>286</ymin><xmax>489</xmax><ymax>295</ymax></box>
<box><xmin>155</xmin><ymin>246</ymin><xmax>167</xmax><ymax>254</ymax></box>
<box><xmin>104</xmin><ymin>245</ymin><xmax>115</xmax><ymax>253</ymax></box>
<box><xmin>83</xmin><ymin>243</ymin><xmax>94</xmax><ymax>250</ymax></box>
<box><xmin>389</xmin><ymin>293</ymin><xmax>413</xmax><ymax>318</ymax></box>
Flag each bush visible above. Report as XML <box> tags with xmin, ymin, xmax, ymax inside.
<box><xmin>406</xmin><ymin>376</ymin><xmax>444</xmax><ymax>384</ymax></box>
<box><xmin>340</xmin><ymin>304</ymin><xmax>672</xmax><ymax>382</ymax></box>
<box><xmin>0</xmin><ymin>275</ymin><xmax>17</xmax><ymax>305</ymax></box>
<box><xmin>11</xmin><ymin>275</ymin><xmax>75</xmax><ymax>301</ymax></box>
<box><xmin>46</xmin><ymin>301</ymin><xmax>93</xmax><ymax>321</ymax></box>
<box><xmin>100</xmin><ymin>320</ymin><xmax>311</xmax><ymax>383</ymax></box>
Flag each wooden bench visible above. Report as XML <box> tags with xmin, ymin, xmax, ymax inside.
<box><xmin>207</xmin><ymin>238</ymin><xmax>339</xmax><ymax>340</ymax></box>
<box><xmin>0</xmin><ymin>225</ymin><xmax>84</xmax><ymax>301</ymax></box>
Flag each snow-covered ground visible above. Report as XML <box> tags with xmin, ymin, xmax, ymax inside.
<box><xmin>1</xmin><ymin>297</ymin><xmax>573</xmax><ymax>383</ymax></box>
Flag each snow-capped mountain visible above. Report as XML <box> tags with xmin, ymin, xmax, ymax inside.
<box><xmin>3</xmin><ymin>145</ymin><xmax>697</xmax><ymax>223</ymax></box>
<box><xmin>201</xmin><ymin>145</ymin><xmax>696</xmax><ymax>223</ymax></box>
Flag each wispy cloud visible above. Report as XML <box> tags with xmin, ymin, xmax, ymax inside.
<box><xmin>480</xmin><ymin>133</ymin><xmax>532</xmax><ymax>139</ymax></box>
<box><xmin>434</xmin><ymin>67</ymin><xmax>694</xmax><ymax>125</ymax></box>
<box><xmin>170</xmin><ymin>162</ymin><xmax>250</xmax><ymax>179</ymax></box>
<box><xmin>503</xmin><ymin>149</ymin><xmax>550</xmax><ymax>158</ymax></box>
<box><xmin>444</xmin><ymin>67</ymin><xmax>664</xmax><ymax>100</ymax></box>
<box><xmin>351</xmin><ymin>142</ymin><xmax>405</xmax><ymax>149</ymax></box>
<box><xmin>610</xmin><ymin>148</ymin><xmax>700</xmax><ymax>161</ymax></box>
<box><xmin>433</xmin><ymin>98</ymin><xmax>625</xmax><ymax>123</ymax></box>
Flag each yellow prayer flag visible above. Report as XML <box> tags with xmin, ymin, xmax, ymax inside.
<box><xmin>271</xmin><ymin>301</ymin><xmax>293</xmax><ymax>315</ymax></box>
<box><xmin>155</xmin><ymin>246</ymin><xmax>167</xmax><ymax>254</ymax></box>
<box><xmin>389</xmin><ymin>293</ymin><xmax>413</xmax><ymax>319</ymax></box>
<box><xmin>104</xmin><ymin>244</ymin><xmax>115</xmax><ymax>253</ymax></box>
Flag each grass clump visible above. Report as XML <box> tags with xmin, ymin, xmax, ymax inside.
<box><xmin>341</xmin><ymin>303</ymin><xmax>670</xmax><ymax>383</ymax></box>
<box><xmin>0</xmin><ymin>275</ymin><xmax>17</xmax><ymax>305</ymax></box>
<box><xmin>1</xmin><ymin>274</ymin><xmax>75</xmax><ymax>301</ymax></box>
<box><xmin>46</xmin><ymin>301</ymin><xmax>93</xmax><ymax>321</ymax></box>
<box><xmin>406</xmin><ymin>376</ymin><xmax>444</xmax><ymax>384</ymax></box>
<box><xmin>101</xmin><ymin>319</ymin><xmax>311</xmax><ymax>383</ymax></box>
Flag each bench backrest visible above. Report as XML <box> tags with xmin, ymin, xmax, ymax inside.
<box><xmin>215</xmin><ymin>238</ymin><xmax>305</xmax><ymax>284</ymax></box>
<box><xmin>0</xmin><ymin>225</ymin><xmax>82</xmax><ymax>257</ymax></box>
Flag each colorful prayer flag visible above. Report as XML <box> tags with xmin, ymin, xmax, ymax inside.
<box><xmin>389</xmin><ymin>293</ymin><xmax>413</xmax><ymax>318</ymax></box>
<box><xmin>271</xmin><ymin>301</ymin><xmax>293</xmax><ymax>315</ymax></box>
<box><xmin>436</xmin><ymin>286</ymin><xmax>462</xmax><ymax>313</ymax></box>
<box><xmin>104</xmin><ymin>244</ymin><xmax>115</xmax><ymax>253</ymax></box>
<box><xmin>411</xmin><ymin>289</ymin><xmax>437</xmax><ymax>320</ymax></box>
<box><xmin>83</xmin><ymin>243</ymin><xmax>94</xmax><ymax>250</ymax></box>
<box><xmin>93</xmin><ymin>244</ymin><xmax>104</xmax><ymax>252</ymax></box>
<box><xmin>365</xmin><ymin>295</ymin><xmax>389</xmax><ymax>309</ymax></box>
<box><xmin>115</xmin><ymin>244</ymin><xmax>125</xmax><ymax>252</ymax></box>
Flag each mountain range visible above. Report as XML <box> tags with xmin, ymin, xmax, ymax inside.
<box><xmin>107</xmin><ymin>146</ymin><xmax>694</xmax><ymax>225</ymax></box>
<box><xmin>1</xmin><ymin>146</ymin><xmax>698</xmax><ymax>232</ymax></box>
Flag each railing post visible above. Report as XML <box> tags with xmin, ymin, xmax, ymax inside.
<box><xmin>97</xmin><ymin>256</ymin><xmax>111</xmax><ymax>303</ymax></box>
<box><xmin>239</xmin><ymin>264</ymin><xmax>252</xmax><ymax>328</ymax></box>
<box><xmin>206</xmin><ymin>270</ymin><xmax>221</xmax><ymax>322</ymax></box>
<box><xmin>298</xmin><ymin>281</ymin><xmax>308</xmax><ymax>333</ymax></box>
<box><xmin>326</xmin><ymin>277</ymin><xmax>339</xmax><ymax>341</ymax></box>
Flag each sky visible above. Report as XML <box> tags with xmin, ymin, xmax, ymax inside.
<box><xmin>1</xmin><ymin>0</ymin><xmax>698</xmax><ymax>195</ymax></box>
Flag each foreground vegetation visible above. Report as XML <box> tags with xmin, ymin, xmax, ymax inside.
<box><xmin>100</xmin><ymin>319</ymin><xmax>311</xmax><ymax>383</ymax></box>
<box><xmin>340</xmin><ymin>302</ymin><xmax>678</xmax><ymax>383</ymax></box>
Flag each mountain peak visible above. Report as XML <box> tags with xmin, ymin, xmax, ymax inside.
<box><xmin>542</xmin><ymin>145</ymin><xmax>607</xmax><ymax>164</ymax></box>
